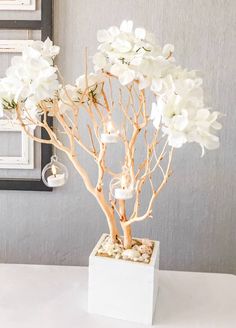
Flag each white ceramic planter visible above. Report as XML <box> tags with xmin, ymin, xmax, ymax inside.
<box><xmin>88</xmin><ymin>233</ymin><xmax>160</xmax><ymax>325</ymax></box>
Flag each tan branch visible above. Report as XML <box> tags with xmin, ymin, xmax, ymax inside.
<box><xmin>125</xmin><ymin>147</ymin><xmax>174</xmax><ymax>226</ymax></box>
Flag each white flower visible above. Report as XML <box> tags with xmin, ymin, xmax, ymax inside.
<box><xmin>150</xmin><ymin>102</ymin><xmax>161</xmax><ymax>129</ymax></box>
<box><xmin>152</xmin><ymin>90</ymin><xmax>221</xmax><ymax>154</ymax></box>
<box><xmin>120</xmin><ymin>20</ymin><xmax>133</xmax><ymax>33</ymax></box>
<box><xmin>108</xmin><ymin>26</ymin><xmax>120</xmax><ymax>37</ymax></box>
<box><xmin>93</xmin><ymin>52</ymin><xmax>108</xmax><ymax>71</ymax></box>
<box><xmin>135</xmin><ymin>27</ymin><xmax>146</xmax><ymax>39</ymax></box>
<box><xmin>25</xmin><ymin>37</ymin><xmax>60</xmax><ymax>64</ymax></box>
<box><xmin>187</xmin><ymin>109</ymin><xmax>221</xmax><ymax>156</ymax></box>
<box><xmin>93</xmin><ymin>20</ymin><xmax>174</xmax><ymax>87</ymax></box>
<box><xmin>0</xmin><ymin>20</ymin><xmax>222</xmax><ymax>158</ymax></box>
<box><xmin>97</xmin><ymin>26</ymin><xmax>120</xmax><ymax>44</ymax></box>
<box><xmin>75</xmin><ymin>73</ymin><xmax>103</xmax><ymax>102</ymax></box>
<box><xmin>76</xmin><ymin>73</ymin><xmax>103</xmax><ymax>92</ymax></box>
<box><xmin>0</xmin><ymin>39</ymin><xmax>59</xmax><ymax>119</ymax></box>
<box><xmin>162</xmin><ymin>44</ymin><xmax>174</xmax><ymax>58</ymax></box>
<box><xmin>174</xmin><ymin>75</ymin><xmax>203</xmax><ymax>107</ymax></box>
<box><xmin>138</xmin><ymin>75</ymin><xmax>150</xmax><ymax>90</ymax></box>
<box><xmin>28</xmin><ymin>68</ymin><xmax>58</xmax><ymax>101</ymax></box>
<box><xmin>165</xmin><ymin>130</ymin><xmax>188</xmax><ymax>148</ymax></box>
<box><xmin>151</xmin><ymin>95</ymin><xmax>189</xmax><ymax>148</ymax></box>
<box><xmin>111</xmin><ymin>38</ymin><xmax>132</xmax><ymax>53</ymax></box>
<box><xmin>93</xmin><ymin>20</ymin><xmax>221</xmax><ymax>155</ymax></box>
<box><xmin>162</xmin><ymin>110</ymin><xmax>189</xmax><ymax>148</ymax></box>
<box><xmin>110</xmin><ymin>63</ymin><xmax>135</xmax><ymax>85</ymax></box>
<box><xmin>8</xmin><ymin>55</ymin><xmax>58</xmax><ymax>102</ymax></box>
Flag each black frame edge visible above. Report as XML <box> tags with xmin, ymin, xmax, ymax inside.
<box><xmin>0</xmin><ymin>20</ymin><xmax>41</xmax><ymax>30</ymax></box>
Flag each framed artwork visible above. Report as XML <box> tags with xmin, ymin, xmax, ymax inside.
<box><xmin>0</xmin><ymin>0</ymin><xmax>36</xmax><ymax>11</ymax></box>
<box><xmin>0</xmin><ymin>120</ymin><xmax>34</xmax><ymax>169</ymax></box>
<box><xmin>0</xmin><ymin>0</ymin><xmax>53</xmax><ymax>191</ymax></box>
<box><xmin>0</xmin><ymin>39</ymin><xmax>33</xmax><ymax>52</ymax></box>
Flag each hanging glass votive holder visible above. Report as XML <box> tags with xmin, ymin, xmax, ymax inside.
<box><xmin>100</xmin><ymin>118</ymin><xmax>119</xmax><ymax>144</ymax></box>
<box><xmin>42</xmin><ymin>155</ymin><xmax>68</xmax><ymax>188</ymax></box>
<box><xmin>109</xmin><ymin>173</ymin><xmax>135</xmax><ymax>200</ymax></box>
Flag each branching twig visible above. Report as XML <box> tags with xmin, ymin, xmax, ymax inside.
<box><xmin>124</xmin><ymin>148</ymin><xmax>174</xmax><ymax>226</ymax></box>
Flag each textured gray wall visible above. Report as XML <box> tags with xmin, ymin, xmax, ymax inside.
<box><xmin>0</xmin><ymin>0</ymin><xmax>235</xmax><ymax>274</ymax></box>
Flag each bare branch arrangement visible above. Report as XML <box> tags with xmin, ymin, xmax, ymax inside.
<box><xmin>0</xmin><ymin>20</ymin><xmax>222</xmax><ymax>255</ymax></box>
<box><xmin>15</xmin><ymin>74</ymin><xmax>173</xmax><ymax>249</ymax></box>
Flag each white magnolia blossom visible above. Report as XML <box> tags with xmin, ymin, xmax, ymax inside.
<box><xmin>0</xmin><ymin>38</ymin><xmax>60</xmax><ymax>119</ymax></box>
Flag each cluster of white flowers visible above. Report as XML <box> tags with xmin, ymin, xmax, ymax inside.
<box><xmin>58</xmin><ymin>84</ymin><xmax>79</xmax><ymax>114</ymax></box>
<box><xmin>0</xmin><ymin>22</ymin><xmax>222</xmax><ymax>154</ymax></box>
<box><xmin>0</xmin><ymin>38</ymin><xmax>60</xmax><ymax>118</ymax></box>
<box><xmin>150</xmin><ymin>72</ymin><xmax>222</xmax><ymax>155</ymax></box>
<box><xmin>76</xmin><ymin>72</ymin><xmax>103</xmax><ymax>101</ymax></box>
<box><xmin>58</xmin><ymin>73</ymin><xmax>103</xmax><ymax>114</ymax></box>
<box><xmin>93</xmin><ymin>20</ymin><xmax>222</xmax><ymax>154</ymax></box>
<box><xmin>93</xmin><ymin>20</ymin><xmax>174</xmax><ymax>90</ymax></box>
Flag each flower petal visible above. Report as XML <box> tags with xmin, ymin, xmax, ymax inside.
<box><xmin>162</xmin><ymin>44</ymin><xmax>174</xmax><ymax>58</ymax></box>
<box><xmin>151</xmin><ymin>79</ymin><xmax>163</xmax><ymax>93</ymax></box>
<box><xmin>138</xmin><ymin>76</ymin><xmax>150</xmax><ymax>90</ymax></box>
<box><xmin>120</xmin><ymin>20</ymin><xmax>133</xmax><ymax>33</ymax></box>
<box><xmin>119</xmin><ymin>70</ymin><xmax>135</xmax><ymax>85</ymax></box>
<box><xmin>130</xmin><ymin>56</ymin><xmax>143</xmax><ymax>66</ymax></box>
<box><xmin>172</xmin><ymin>114</ymin><xmax>188</xmax><ymax>131</ymax></box>
<box><xmin>196</xmin><ymin>108</ymin><xmax>210</xmax><ymax>120</ymax></box>
<box><xmin>110</xmin><ymin>63</ymin><xmax>125</xmax><ymax>76</ymax></box>
<box><xmin>135</xmin><ymin>27</ymin><xmax>146</xmax><ymax>39</ymax></box>
<box><xmin>150</xmin><ymin>102</ymin><xmax>158</xmax><ymax>120</ymax></box>
<box><xmin>93</xmin><ymin>52</ymin><xmax>107</xmax><ymax>69</ymax></box>
<box><xmin>108</xmin><ymin>26</ymin><xmax>120</xmax><ymax>37</ymax></box>
<box><xmin>111</xmin><ymin>38</ymin><xmax>132</xmax><ymax>52</ymax></box>
<box><xmin>211</xmin><ymin>121</ymin><xmax>222</xmax><ymax>130</ymax></box>
<box><xmin>168</xmin><ymin>132</ymin><xmax>187</xmax><ymax>148</ymax></box>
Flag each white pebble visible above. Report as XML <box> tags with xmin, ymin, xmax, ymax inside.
<box><xmin>142</xmin><ymin>253</ymin><xmax>150</xmax><ymax>260</ymax></box>
<box><xmin>123</xmin><ymin>249</ymin><xmax>141</xmax><ymax>260</ymax></box>
<box><xmin>141</xmin><ymin>239</ymin><xmax>153</xmax><ymax>247</ymax></box>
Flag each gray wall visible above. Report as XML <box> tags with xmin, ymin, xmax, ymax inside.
<box><xmin>0</xmin><ymin>0</ymin><xmax>235</xmax><ymax>274</ymax></box>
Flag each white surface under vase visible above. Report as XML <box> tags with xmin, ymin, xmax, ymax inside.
<box><xmin>88</xmin><ymin>233</ymin><xmax>160</xmax><ymax>325</ymax></box>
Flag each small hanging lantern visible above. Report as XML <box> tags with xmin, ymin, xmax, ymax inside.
<box><xmin>110</xmin><ymin>168</ymin><xmax>134</xmax><ymax>200</ymax></box>
<box><xmin>100</xmin><ymin>118</ymin><xmax>119</xmax><ymax>144</ymax></box>
<box><xmin>42</xmin><ymin>155</ymin><xmax>68</xmax><ymax>188</ymax></box>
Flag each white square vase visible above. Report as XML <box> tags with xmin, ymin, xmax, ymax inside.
<box><xmin>88</xmin><ymin>233</ymin><xmax>160</xmax><ymax>325</ymax></box>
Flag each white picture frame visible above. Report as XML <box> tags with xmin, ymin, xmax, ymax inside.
<box><xmin>0</xmin><ymin>39</ymin><xmax>33</xmax><ymax>53</ymax></box>
<box><xmin>0</xmin><ymin>0</ymin><xmax>36</xmax><ymax>10</ymax></box>
<box><xmin>0</xmin><ymin>120</ymin><xmax>34</xmax><ymax>169</ymax></box>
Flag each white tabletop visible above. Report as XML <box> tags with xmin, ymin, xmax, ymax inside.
<box><xmin>0</xmin><ymin>264</ymin><xmax>235</xmax><ymax>328</ymax></box>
